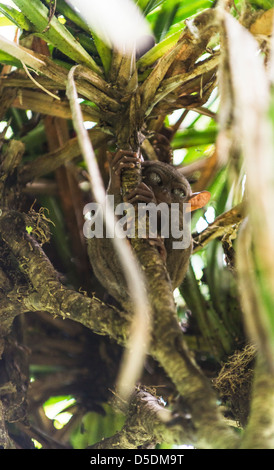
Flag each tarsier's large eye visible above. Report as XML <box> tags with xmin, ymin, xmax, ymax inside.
<box><xmin>148</xmin><ymin>172</ymin><xmax>162</xmax><ymax>185</ymax></box>
<box><xmin>172</xmin><ymin>188</ymin><xmax>186</xmax><ymax>197</ymax></box>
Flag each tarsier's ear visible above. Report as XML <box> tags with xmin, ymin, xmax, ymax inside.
<box><xmin>188</xmin><ymin>191</ymin><xmax>211</xmax><ymax>212</ymax></box>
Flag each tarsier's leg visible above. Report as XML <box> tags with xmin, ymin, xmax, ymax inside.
<box><xmin>124</xmin><ymin>182</ymin><xmax>157</xmax><ymax>204</ymax></box>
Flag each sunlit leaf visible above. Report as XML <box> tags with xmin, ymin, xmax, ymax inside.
<box><xmin>12</xmin><ymin>0</ymin><xmax>102</xmax><ymax>73</ymax></box>
<box><xmin>0</xmin><ymin>50</ymin><xmax>22</xmax><ymax>67</ymax></box>
<box><xmin>0</xmin><ymin>4</ymin><xmax>32</xmax><ymax>29</ymax></box>
<box><xmin>71</xmin><ymin>404</ymin><xmax>125</xmax><ymax>449</ymax></box>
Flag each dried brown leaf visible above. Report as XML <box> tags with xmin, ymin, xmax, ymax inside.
<box><xmin>250</xmin><ymin>8</ymin><xmax>274</xmax><ymax>36</ymax></box>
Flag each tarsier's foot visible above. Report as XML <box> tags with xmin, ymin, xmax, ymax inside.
<box><xmin>123</xmin><ymin>182</ymin><xmax>156</xmax><ymax>204</ymax></box>
<box><xmin>124</xmin><ymin>181</ymin><xmax>166</xmax><ymax>261</ymax></box>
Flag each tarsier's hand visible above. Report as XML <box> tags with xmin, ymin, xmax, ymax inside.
<box><xmin>107</xmin><ymin>150</ymin><xmax>142</xmax><ymax>196</ymax></box>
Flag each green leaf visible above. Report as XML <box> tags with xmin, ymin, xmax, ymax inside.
<box><xmin>0</xmin><ymin>5</ymin><xmax>32</xmax><ymax>30</ymax></box>
<box><xmin>147</xmin><ymin>0</ymin><xmax>213</xmax><ymax>40</ymax></box>
<box><xmin>175</xmin><ymin>0</ymin><xmax>214</xmax><ymax>22</ymax></box>
<box><xmin>43</xmin><ymin>0</ymin><xmax>89</xmax><ymax>32</ymax></box>
<box><xmin>0</xmin><ymin>50</ymin><xmax>22</xmax><ymax>68</ymax></box>
<box><xmin>11</xmin><ymin>0</ymin><xmax>102</xmax><ymax>74</ymax></box>
<box><xmin>0</xmin><ymin>15</ymin><xmax>13</xmax><ymax>27</ymax></box>
<box><xmin>153</xmin><ymin>1</ymin><xmax>181</xmax><ymax>42</ymax></box>
<box><xmin>71</xmin><ymin>404</ymin><xmax>125</xmax><ymax>449</ymax></box>
<box><xmin>172</xmin><ymin>127</ymin><xmax>217</xmax><ymax>148</ymax></box>
<box><xmin>250</xmin><ymin>0</ymin><xmax>273</xmax><ymax>9</ymax></box>
<box><xmin>44</xmin><ymin>0</ymin><xmax>111</xmax><ymax>73</ymax></box>
<box><xmin>137</xmin><ymin>30</ymin><xmax>181</xmax><ymax>70</ymax></box>
<box><xmin>93</xmin><ymin>33</ymin><xmax>112</xmax><ymax>75</ymax></box>
<box><xmin>137</xmin><ymin>0</ymin><xmax>166</xmax><ymax>15</ymax></box>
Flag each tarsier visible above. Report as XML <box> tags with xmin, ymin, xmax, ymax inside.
<box><xmin>87</xmin><ymin>150</ymin><xmax>210</xmax><ymax>306</ymax></box>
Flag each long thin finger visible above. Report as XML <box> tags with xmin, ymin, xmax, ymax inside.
<box><xmin>111</xmin><ymin>150</ymin><xmax>139</xmax><ymax>166</ymax></box>
<box><xmin>126</xmin><ymin>188</ymin><xmax>152</xmax><ymax>198</ymax></box>
<box><xmin>113</xmin><ymin>161</ymin><xmax>136</xmax><ymax>175</ymax></box>
<box><xmin>125</xmin><ymin>195</ymin><xmax>154</xmax><ymax>204</ymax></box>
<box><xmin>126</xmin><ymin>182</ymin><xmax>152</xmax><ymax>194</ymax></box>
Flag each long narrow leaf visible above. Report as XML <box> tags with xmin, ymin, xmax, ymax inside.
<box><xmin>137</xmin><ymin>0</ymin><xmax>165</xmax><ymax>15</ymax></box>
<box><xmin>137</xmin><ymin>30</ymin><xmax>181</xmax><ymax>70</ymax></box>
<box><xmin>153</xmin><ymin>1</ymin><xmax>181</xmax><ymax>42</ymax></box>
<box><xmin>0</xmin><ymin>4</ymin><xmax>32</xmax><ymax>30</ymax></box>
<box><xmin>12</xmin><ymin>0</ymin><xmax>102</xmax><ymax>74</ymax></box>
<box><xmin>44</xmin><ymin>0</ymin><xmax>112</xmax><ymax>74</ymax></box>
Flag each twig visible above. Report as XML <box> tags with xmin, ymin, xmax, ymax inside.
<box><xmin>42</xmin><ymin>0</ymin><xmax>57</xmax><ymax>33</ymax></box>
<box><xmin>192</xmin><ymin>203</ymin><xmax>245</xmax><ymax>252</ymax></box>
<box><xmin>190</xmin><ymin>106</ymin><xmax>217</xmax><ymax>120</ymax></box>
<box><xmin>21</xmin><ymin>61</ymin><xmax>60</xmax><ymax>100</ymax></box>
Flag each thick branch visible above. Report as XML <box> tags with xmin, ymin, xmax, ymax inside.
<box><xmin>117</xmin><ymin>185</ymin><xmax>239</xmax><ymax>447</ymax></box>
<box><xmin>0</xmin><ymin>211</ymin><xmax>129</xmax><ymax>344</ymax></box>
<box><xmin>0</xmin><ymin>208</ymin><xmax>241</xmax><ymax>448</ymax></box>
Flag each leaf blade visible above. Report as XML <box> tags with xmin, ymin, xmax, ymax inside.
<box><xmin>12</xmin><ymin>0</ymin><xmax>102</xmax><ymax>74</ymax></box>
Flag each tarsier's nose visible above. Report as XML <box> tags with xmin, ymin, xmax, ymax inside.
<box><xmin>157</xmin><ymin>189</ymin><xmax>172</xmax><ymax>205</ymax></box>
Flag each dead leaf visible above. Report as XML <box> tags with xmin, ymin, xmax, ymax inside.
<box><xmin>250</xmin><ymin>8</ymin><xmax>274</xmax><ymax>36</ymax></box>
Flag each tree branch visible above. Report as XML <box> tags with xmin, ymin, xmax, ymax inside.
<box><xmin>89</xmin><ymin>388</ymin><xmax>195</xmax><ymax>449</ymax></box>
<box><xmin>0</xmin><ymin>211</ymin><xmax>130</xmax><ymax>345</ymax></box>
<box><xmin>0</xmin><ymin>205</ymin><xmax>240</xmax><ymax>448</ymax></box>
